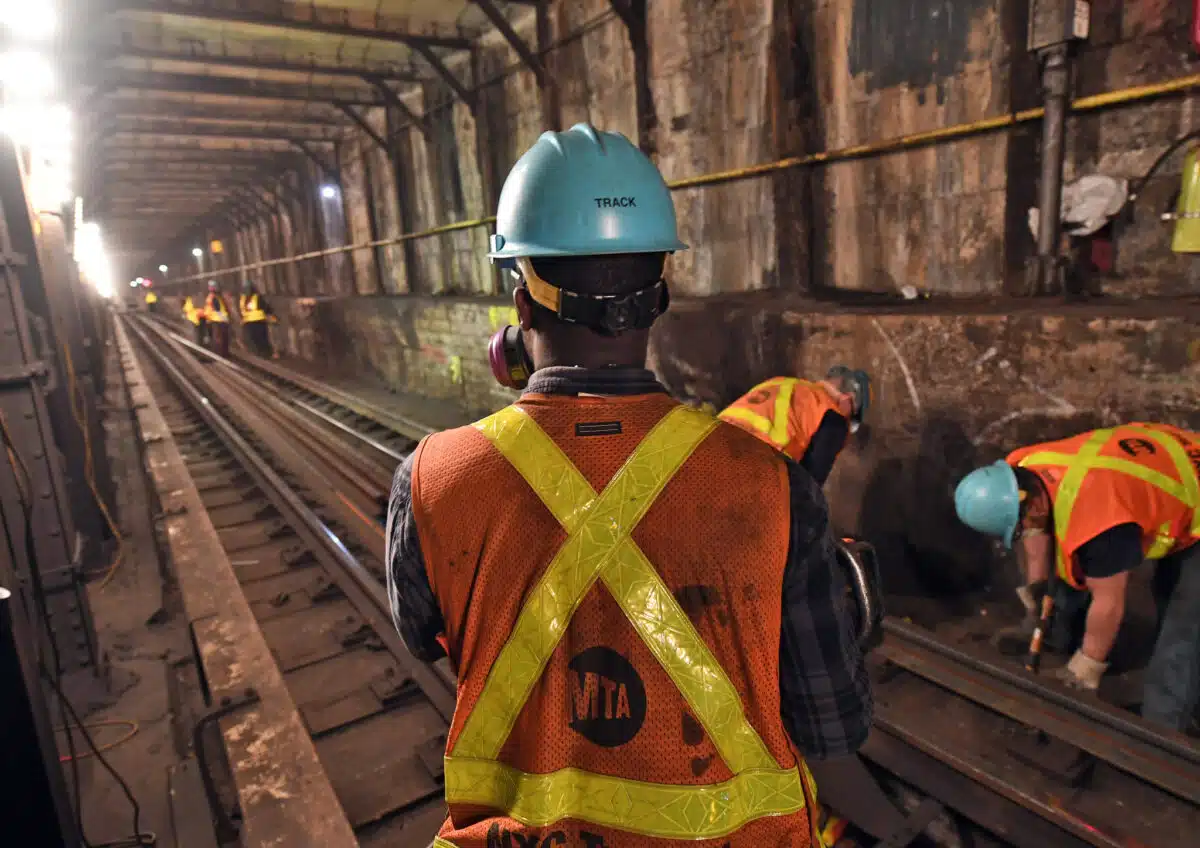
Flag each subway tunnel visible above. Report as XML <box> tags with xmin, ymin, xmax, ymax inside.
<box><xmin>2</xmin><ymin>1</ymin><xmax>1200</xmax><ymax>846</ymax></box>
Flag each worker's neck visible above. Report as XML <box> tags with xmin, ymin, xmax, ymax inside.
<box><xmin>530</xmin><ymin>329</ymin><xmax>650</xmax><ymax>372</ymax></box>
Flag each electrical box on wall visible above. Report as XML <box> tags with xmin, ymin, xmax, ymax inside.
<box><xmin>1028</xmin><ymin>0</ymin><xmax>1090</xmax><ymax>51</ymax></box>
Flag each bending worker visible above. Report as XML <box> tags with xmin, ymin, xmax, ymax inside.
<box><xmin>720</xmin><ymin>368</ymin><xmax>870</xmax><ymax>484</ymax></box>
<box><xmin>182</xmin><ymin>289</ymin><xmax>208</xmax><ymax>346</ymax></box>
<box><xmin>203</xmin><ymin>280</ymin><xmax>231</xmax><ymax>358</ymax></box>
<box><xmin>386</xmin><ymin>125</ymin><xmax>896</xmax><ymax>847</ymax></box>
<box><xmin>238</xmin><ymin>279</ymin><xmax>276</xmax><ymax>358</ymax></box>
<box><xmin>956</xmin><ymin>422</ymin><xmax>1200</xmax><ymax>730</ymax></box>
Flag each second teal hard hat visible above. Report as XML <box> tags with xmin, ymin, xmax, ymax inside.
<box><xmin>489</xmin><ymin>123</ymin><xmax>688</xmax><ymax>262</ymax></box>
<box><xmin>954</xmin><ymin>461</ymin><xmax>1022</xmax><ymax>548</ymax></box>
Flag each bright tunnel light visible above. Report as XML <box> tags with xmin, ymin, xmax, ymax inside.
<box><xmin>159</xmin><ymin>264</ymin><xmax>168</xmax><ymax>273</ymax></box>
<box><xmin>0</xmin><ymin>3</ymin><xmax>57</xmax><ymax>42</ymax></box>
<box><xmin>75</xmin><ymin>221</ymin><xmax>114</xmax><ymax>300</ymax></box>
<box><xmin>321</xmin><ymin>185</ymin><xmax>337</xmax><ymax>199</ymax></box>
<box><xmin>0</xmin><ymin>50</ymin><xmax>56</xmax><ymax>100</ymax></box>
<box><xmin>192</xmin><ymin>247</ymin><xmax>203</xmax><ymax>257</ymax></box>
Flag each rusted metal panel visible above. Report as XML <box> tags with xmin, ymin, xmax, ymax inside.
<box><xmin>115</xmin><ymin>319</ymin><xmax>358</xmax><ymax>848</ymax></box>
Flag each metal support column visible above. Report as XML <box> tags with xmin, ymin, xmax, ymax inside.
<box><xmin>1029</xmin><ymin>44</ymin><xmax>1070</xmax><ymax>295</ymax></box>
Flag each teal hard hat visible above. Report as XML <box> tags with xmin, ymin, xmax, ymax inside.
<box><xmin>488</xmin><ymin>123</ymin><xmax>688</xmax><ymax>262</ymax></box>
<box><xmin>954</xmin><ymin>461</ymin><xmax>1022</xmax><ymax>548</ymax></box>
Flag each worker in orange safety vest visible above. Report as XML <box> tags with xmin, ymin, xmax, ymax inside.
<box><xmin>956</xmin><ymin>423</ymin><xmax>1200</xmax><ymax>730</ymax></box>
<box><xmin>719</xmin><ymin>368</ymin><xmax>870</xmax><ymax>485</ymax></box>
<box><xmin>384</xmin><ymin>125</ymin><xmax>913</xmax><ymax>847</ymax></box>
<box><xmin>182</xmin><ymin>289</ymin><xmax>209</xmax><ymax>346</ymax></box>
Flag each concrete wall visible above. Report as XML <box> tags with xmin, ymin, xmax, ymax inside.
<box><xmin>157</xmin><ymin>0</ymin><xmax>1200</xmax><ymax>587</ymax></box>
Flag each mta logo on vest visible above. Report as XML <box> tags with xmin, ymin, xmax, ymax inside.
<box><xmin>568</xmin><ymin>646</ymin><xmax>647</xmax><ymax>747</ymax></box>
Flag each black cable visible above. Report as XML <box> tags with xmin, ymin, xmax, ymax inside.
<box><xmin>1127</xmin><ymin>129</ymin><xmax>1200</xmax><ymax>204</ymax></box>
<box><xmin>1</xmin><ymin>414</ymin><xmax>155</xmax><ymax>847</ymax></box>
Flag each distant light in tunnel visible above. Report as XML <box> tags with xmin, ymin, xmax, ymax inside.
<box><xmin>321</xmin><ymin>184</ymin><xmax>337</xmax><ymax>200</ymax></box>
<box><xmin>159</xmin><ymin>264</ymin><xmax>168</xmax><ymax>274</ymax></box>
<box><xmin>191</xmin><ymin>247</ymin><xmax>203</xmax><ymax>258</ymax></box>
<box><xmin>130</xmin><ymin>281</ymin><xmax>138</xmax><ymax>288</ymax></box>
<box><xmin>0</xmin><ymin>3</ymin><xmax>57</xmax><ymax>42</ymax></box>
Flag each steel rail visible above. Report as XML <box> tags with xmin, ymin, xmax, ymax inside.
<box><xmin>884</xmin><ymin>618</ymin><xmax>1200</xmax><ymax>764</ymax></box>
<box><xmin>123</xmin><ymin>315</ymin><xmax>457</xmax><ymax>717</ymax></box>
<box><xmin>152</xmin><ymin>320</ymin><xmax>405</xmax><ymax>472</ymax></box>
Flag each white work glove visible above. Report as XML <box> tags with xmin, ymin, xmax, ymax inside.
<box><xmin>1055</xmin><ymin>650</ymin><xmax>1108</xmax><ymax>690</ymax></box>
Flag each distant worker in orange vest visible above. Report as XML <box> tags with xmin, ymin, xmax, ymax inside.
<box><xmin>182</xmin><ymin>289</ymin><xmax>208</xmax><ymax>346</ymax></box>
<box><xmin>203</xmin><ymin>280</ymin><xmax>231</xmax><ymax>357</ymax></box>
<box><xmin>385</xmin><ymin>125</ymin><xmax>903</xmax><ymax>847</ymax></box>
<box><xmin>719</xmin><ymin>367</ymin><xmax>871</xmax><ymax>484</ymax></box>
<box><xmin>956</xmin><ymin>423</ymin><xmax>1200</xmax><ymax>730</ymax></box>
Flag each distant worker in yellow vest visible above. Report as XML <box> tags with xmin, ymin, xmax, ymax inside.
<box><xmin>956</xmin><ymin>423</ymin><xmax>1200</xmax><ymax>729</ymax></box>
<box><xmin>238</xmin><ymin>279</ymin><xmax>276</xmax><ymax>359</ymax></box>
<box><xmin>204</xmin><ymin>280</ymin><xmax>231</xmax><ymax>358</ymax></box>
<box><xmin>719</xmin><ymin>367</ymin><xmax>871</xmax><ymax>484</ymax></box>
<box><xmin>143</xmin><ymin>282</ymin><xmax>158</xmax><ymax>313</ymax></box>
<box><xmin>182</xmin><ymin>289</ymin><xmax>208</xmax><ymax>346</ymax></box>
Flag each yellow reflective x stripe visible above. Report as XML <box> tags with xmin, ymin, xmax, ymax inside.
<box><xmin>433</xmin><ymin>839</ymin><xmax>456</xmax><ymax>848</ymax></box>
<box><xmin>1126</xmin><ymin>425</ymin><xmax>1200</xmax><ymax>536</ymax></box>
<box><xmin>443</xmin><ymin>757</ymin><xmax>805</xmax><ymax>840</ymax></box>
<box><xmin>718</xmin><ymin>378</ymin><xmax>800</xmax><ymax>447</ymax></box>
<box><xmin>460</xmin><ymin>405</ymin><xmax>777</xmax><ymax>776</ymax></box>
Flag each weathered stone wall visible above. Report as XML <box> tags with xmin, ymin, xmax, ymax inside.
<box><xmin>154</xmin><ymin>0</ymin><xmax>1200</xmax><ymax>590</ymax></box>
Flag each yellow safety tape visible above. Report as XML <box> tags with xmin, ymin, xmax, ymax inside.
<box><xmin>444</xmin><ymin>757</ymin><xmax>805</xmax><ymax>840</ymax></box>
<box><xmin>456</xmin><ymin>404</ymin><xmax>792</xmax><ymax>811</ymax></box>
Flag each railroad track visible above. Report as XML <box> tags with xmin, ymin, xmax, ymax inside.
<box><xmin>124</xmin><ymin>316</ymin><xmax>452</xmax><ymax>846</ymax></box>
<box><xmin>126</xmin><ymin>314</ymin><xmax>1200</xmax><ymax>848</ymax></box>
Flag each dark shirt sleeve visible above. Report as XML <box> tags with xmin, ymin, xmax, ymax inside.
<box><xmin>799</xmin><ymin>410</ymin><xmax>850</xmax><ymax>485</ymax></box>
<box><xmin>1076</xmin><ymin>523</ymin><xmax>1144</xmax><ymax>580</ymax></box>
<box><xmin>779</xmin><ymin>460</ymin><xmax>873</xmax><ymax>760</ymax></box>
<box><xmin>384</xmin><ymin>453</ymin><xmax>447</xmax><ymax>662</ymax></box>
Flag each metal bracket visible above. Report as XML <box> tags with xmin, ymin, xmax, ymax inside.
<box><xmin>334</xmin><ymin>101</ymin><xmax>389</xmax><ymax>151</ymax></box>
<box><xmin>472</xmin><ymin>0</ymin><xmax>546</xmax><ymax>85</ymax></box>
<box><xmin>192</xmin><ymin>687</ymin><xmax>261</xmax><ymax>843</ymax></box>
<box><xmin>0</xmin><ymin>362</ymin><xmax>49</xmax><ymax>387</ymax></box>
<box><xmin>408</xmin><ymin>43</ymin><xmax>476</xmax><ymax>111</ymax></box>
<box><xmin>367</xmin><ymin>78</ymin><xmax>430</xmax><ymax>139</ymax></box>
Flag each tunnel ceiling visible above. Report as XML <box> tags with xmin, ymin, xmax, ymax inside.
<box><xmin>67</xmin><ymin>0</ymin><xmax>531</xmax><ymax>272</ymax></box>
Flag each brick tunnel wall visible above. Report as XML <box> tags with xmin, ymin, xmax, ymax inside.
<box><xmin>160</xmin><ymin>0</ymin><xmax>1200</xmax><ymax>589</ymax></box>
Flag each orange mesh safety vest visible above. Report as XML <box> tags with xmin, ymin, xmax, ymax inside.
<box><xmin>718</xmin><ymin>378</ymin><xmax>847</xmax><ymax>462</ymax></box>
<box><xmin>412</xmin><ymin>393</ymin><xmax>818</xmax><ymax>848</ymax></box>
<box><xmin>1008</xmin><ymin>423</ymin><xmax>1200</xmax><ymax>589</ymax></box>
<box><xmin>204</xmin><ymin>292</ymin><xmax>229</xmax><ymax>323</ymax></box>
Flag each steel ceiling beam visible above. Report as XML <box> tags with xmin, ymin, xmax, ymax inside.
<box><xmin>107</xmin><ymin>106</ymin><xmax>348</xmax><ymax>128</ymax></box>
<box><xmin>109</xmin><ymin>121</ymin><xmax>343</xmax><ymax>144</ymax></box>
<box><xmin>291</xmin><ymin>140</ymin><xmax>338</xmax><ymax>183</ymax></box>
<box><xmin>94</xmin><ymin>71</ymin><xmax>386</xmax><ymax>106</ymax></box>
<box><xmin>101</xmin><ymin>46</ymin><xmax>425</xmax><ymax>83</ymax></box>
<box><xmin>112</xmin><ymin>1</ymin><xmax>471</xmax><ymax>51</ymax></box>
<box><xmin>471</xmin><ymin>0</ymin><xmax>545</xmax><ymax>84</ymax></box>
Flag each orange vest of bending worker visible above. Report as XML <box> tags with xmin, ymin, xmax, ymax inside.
<box><xmin>1007</xmin><ymin>423</ymin><xmax>1200</xmax><ymax>589</ymax></box>
<box><xmin>412</xmin><ymin>394</ymin><xmax>818</xmax><ymax>848</ymax></box>
<box><xmin>719</xmin><ymin>377</ymin><xmax>847</xmax><ymax>462</ymax></box>
<box><xmin>204</xmin><ymin>292</ymin><xmax>229</xmax><ymax>323</ymax></box>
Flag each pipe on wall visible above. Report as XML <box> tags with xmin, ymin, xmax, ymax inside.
<box><xmin>163</xmin><ymin>71</ymin><xmax>1200</xmax><ymax>286</ymax></box>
